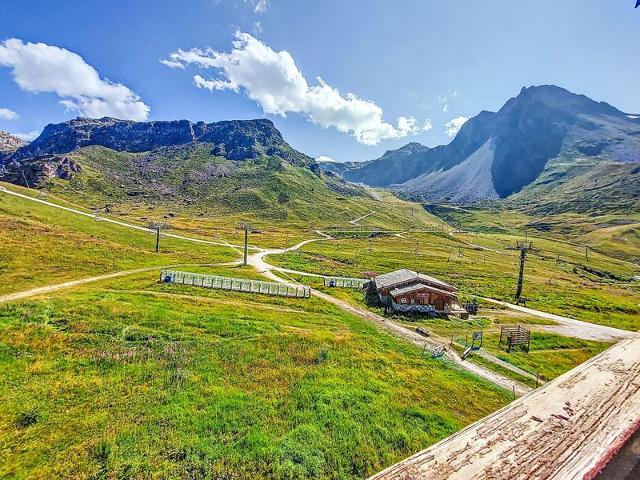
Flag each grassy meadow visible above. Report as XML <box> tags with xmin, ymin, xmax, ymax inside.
<box><xmin>0</xmin><ymin>272</ymin><xmax>511</xmax><ymax>479</ymax></box>
<box><xmin>268</xmin><ymin>230</ymin><xmax>640</xmax><ymax>331</ymax></box>
<box><xmin>0</xmin><ymin>183</ymin><xmax>238</xmax><ymax>295</ymax></box>
<box><xmin>1</xmin><ymin>171</ymin><xmax>638</xmax><ymax>479</ymax></box>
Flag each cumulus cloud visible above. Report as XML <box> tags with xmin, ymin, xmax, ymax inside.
<box><xmin>0</xmin><ymin>107</ymin><xmax>18</xmax><ymax>120</ymax></box>
<box><xmin>163</xmin><ymin>32</ymin><xmax>428</xmax><ymax>145</ymax></box>
<box><xmin>0</xmin><ymin>39</ymin><xmax>149</xmax><ymax>120</ymax></box>
<box><xmin>444</xmin><ymin>116</ymin><xmax>469</xmax><ymax>138</ymax></box>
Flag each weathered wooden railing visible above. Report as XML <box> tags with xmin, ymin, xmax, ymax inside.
<box><xmin>160</xmin><ymin>270</ymin><xmax>311</xmax><ymax>298</ymax></box>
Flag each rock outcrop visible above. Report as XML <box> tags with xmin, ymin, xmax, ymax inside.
<box><xmin>0</xmin><ymin>131</ymin><xmax>27</xmax><ymax>162</ymax></box>
<box><xmin>9</xmin><ymin>117</ymin><xmax>312</xmax><ymax>166</ymax></box>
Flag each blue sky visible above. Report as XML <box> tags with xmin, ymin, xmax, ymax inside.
<box><xmin>0</xmin><ymin>0</ymin><xmax>638</xmax><ymax>162</ymax></box>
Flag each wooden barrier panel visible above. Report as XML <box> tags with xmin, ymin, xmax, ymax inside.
<box><xmin>323</xmin><ymin>276</ymin><xmax>369</xmax><ymax>289</ymax></box>
<box><xmin>160</xmin><ymin>270</ymin><xmax>310</xmax><ymax>299</ymax></box>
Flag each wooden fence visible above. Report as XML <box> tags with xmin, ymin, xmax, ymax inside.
<box><xmin>160</xmin><ymin>270</ymin><xmax>311</xmax><ymax>298</ymax></box>
<box><xmin>323</xmin><ymin>276</ymin><xmax>369</xmax><ymax>289</ymax></box>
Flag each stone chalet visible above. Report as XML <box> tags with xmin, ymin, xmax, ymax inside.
<box><xmin>374</xmin><ymin>269</ymin><xmax>468</xmax><ymax>317</ymax></box>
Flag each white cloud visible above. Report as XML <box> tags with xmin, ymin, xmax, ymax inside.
<box><xmin>160</xmin><ymin>59</ymin><xmax>185</xmax><ymax>69</ymax></box>
<box><xmin>0</xmin><ymin>107</ymin><xmax>18</xmax><ymax>120</ymax></box>
<box><xmin>0</xmin><ymin>39</ymin><xmax>149</xmax><ymax>121</ymax></box>
<box><xmin>254</xmin><ymin>0</ymin><xmax>268</xmax><ymax>13</ymax></box>
<box><xmin>13</xmin><ymin>130</ymin><xmax>39</xmax><ymax>141</ymax></box>
<box><xmin>423</xmin><ymin>119</ymin><xmax>433</xmax><ymax>131</ymax></box>
<box><xmin>444</xmin><ymin>116</ymin><xmax>468</xmax><ymax>138</ymax></box>
<box><xmin>253</xmin><ymin>21</ymin><xmax>263</xmax><ymax>34</ymax></box>
<box><xmin>315</xmin><ymin>155</ymin><xmax>337</xmax><ymax>163</ymax></box>
<box><xmin>163</xmin><ymin>32</ymin><xmax>426</xmax><ymax>145</ymax></box>
<box><xmin>439</xmin><ymin>90</ymin><xmax>460</xmax><ymax>115</ymax></box>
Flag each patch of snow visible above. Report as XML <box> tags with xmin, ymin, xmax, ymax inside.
<box><xmin>627</xmin><ymin>115</ymin><xmax>639</xmax><ymax>119</ymax></box>
<box><xmin>316</xmin><ymin>155</ymin><xmax>338</xmax><ymax>163</ymax></box>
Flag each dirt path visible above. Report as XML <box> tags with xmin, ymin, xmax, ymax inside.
<box><xmin>0</xmin><ymin>262</ymin><xmax>239</xmax><ymax>303</ymax></box>
<box><xmin>247</xmin><ymin>236</ymin><xmax>330</xmax><ymax>282</ymax></box>
<box><xmin>348</xmin><ymin>210</ymin><xmax>376</xmax><ymax>226</ymax></box>
<box><xmin>482</xmin><ymin>297</ymin><xmax>633</xmax><ymax>342</ymax></box>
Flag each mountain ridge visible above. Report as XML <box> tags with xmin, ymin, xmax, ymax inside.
<box><xmin>7</xmin><ymin>116</ymin><xmax>313</xmax><ymax>167</ymax></box>
<box><xmin>323</xmin><ymin>85</ymin><xmax>640</xmax><ymax>212</ymax></box>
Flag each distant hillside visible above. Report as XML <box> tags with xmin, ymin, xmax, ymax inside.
<box><xmin>0</xmin><ymin>117</ymin><xmax>391</xmax><ymax>223</ymax></box>
<box><xmin>325</xmin><ymin>86</ymin><xmax>640</xmax><ymax>213</ymax></box>
<box><xmin>337</xmin><ymin>142</ymin><xmax>434</xmax><ymax>187</ymax></box>
<box><xmin>0</xmin><ymin>132</ymin><xmax>27</xmax><ymax>162</ymax></box>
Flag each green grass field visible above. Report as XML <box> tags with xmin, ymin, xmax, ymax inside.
<box><xmin>1</xmin><ymin>171</ymin><xmax>637</xmax><ymax>479</ymax></box>
<box><xmin>0</xmin><ymin>272</ymin><xmax>511</xmax><ymax>479</ymax></box>
<box><xmin>0</xmin><ymin>185</ymin><xmax>238</xmax><ymax>295</ymax></box>
<box><xmin>284</xmin><ymin>279</ymin><xmax>611</xmax><ymax>385</ymax></box>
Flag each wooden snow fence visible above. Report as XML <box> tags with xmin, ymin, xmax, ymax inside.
<box><xmin>323</xmin><ymin>276</ymin><xmax>369</xmax><ymax>289</ymax></box>
<box><xmin>160</xmin><ymin>270</ymin><xmax>311</xmax><ymax>299</ymax></box>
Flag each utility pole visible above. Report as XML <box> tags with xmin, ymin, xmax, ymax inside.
<box><xmin>244</xmin><ymin>226</ymin><xmax>248</xmax><ymax>265</ymax></box>
<box><xmin>507</xmin><ymin>240</ymin><xmax>537</xmax><ymax>303</ymax></box>
<box><xmin>149</xmin><ymin>223</ymin><xmax>167</xmax><ymax>253</ymax></box>
<box><xmin>21</xmin><ymin>170</ymin><xmax>31</xmax><ymax>189</ymax></box>
<box><xmin>239</xmin><ymin>223</ymin><xmax>253</xmax><ymax>266</ymax></box>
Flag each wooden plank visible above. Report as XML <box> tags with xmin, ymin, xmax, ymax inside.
<box><xmin>369</xmin><ymin>333</ymin><xmax>640</xmax><ymax>480</ymax></box>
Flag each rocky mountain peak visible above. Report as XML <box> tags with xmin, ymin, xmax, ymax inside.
<box><xmin>0</xmin><ymin>131</ymin><xmax>27</xmax><ymax>161</ymax></box>
<box><xmin>9</xmin><ymin>117</ymin><xmax>310</xmax><ymax>166</ymax></box>
<box><xmin>504</xmin><ymin>85</ymin><xmax>621</xmax><ymax>117</ymax></box>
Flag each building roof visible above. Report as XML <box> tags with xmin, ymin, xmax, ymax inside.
<box><xmin>389</xmin><ymin>283</ymin><xmax>457</xmax><ymax>298</ymax></box>
<box><xmin>374</xmin><ymin>269</ymin><xmax>417</xmax><ymax>289</ymax></box>
<box><xmin>417</xmin><ymin>273</ymin><xmax>455</xmax><ymax>291</ymax></box>
<box><xmin>374</xmin><ymin>269</ymin><xmax>455</xmax><ymax>291</ymax></box>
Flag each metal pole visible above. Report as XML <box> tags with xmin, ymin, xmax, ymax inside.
<box><xmin>515</xmin><ymin>249</ymin><xmax>526</xmax><ymax>301</ymax></box>
<box><xmin>243</xmin><ymin>226</ymin><xmax>248</xmax><ymax>266</ymax></box>
<box><xmin>155</xmin><ymin>226</ymin><xmax>160</xmax><ymax>253</ymax></box>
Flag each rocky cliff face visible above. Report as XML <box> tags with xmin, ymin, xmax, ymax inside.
<box><xmin>0</xmin><ymin>132</ymin><xmax>27</xmax><ymax>162</ymax></box>
<box><xmin>9</xmin><ymin>117</ymin><xmax>312</xmax><ymax>166</ymax></box>
<box><xmin>332</xmin><ymin>85</ymin><xmax>640</xmax><ymax>207</ymax></box>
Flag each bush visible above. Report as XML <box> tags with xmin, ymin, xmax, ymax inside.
<box><xmin>15</xmin><ymin>411</ymin><xmax>39</xmax><ymax>429</ymax></box>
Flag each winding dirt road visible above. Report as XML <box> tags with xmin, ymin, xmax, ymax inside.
<box><xmin>0</xmin><ymin>262</ymin><xmax>240</xmax><ymax>303</ymax></box>
<box><xmin>245</xmin><ymin>241</ymin><xmax>532</xmax><ymax>394</ymax></box>
<box><xmin>482</xmin><ymin>297</ymin><xmax>632</xmax><ymax>342</ymax></box>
